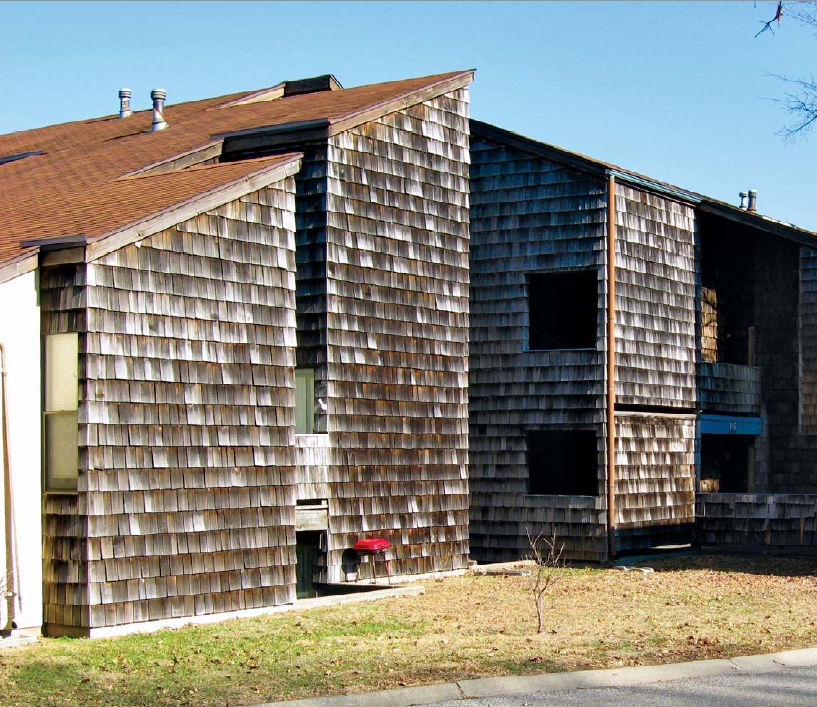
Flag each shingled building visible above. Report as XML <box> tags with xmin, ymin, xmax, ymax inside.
<box><xmin>2</xmin><ymin>69</ymin><xmax>817</xmax><ymax>639</ymax></box>
<box><xmin>0</xmin><ymin>72</ymin><xmax>472</xmax><ymax>637</ymax></box>
<box><xmin>468</xmin><ymin>120</ymin><xmax>817</xmax><ymax>564</ymax></box>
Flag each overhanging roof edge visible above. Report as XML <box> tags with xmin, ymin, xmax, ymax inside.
<box><xmin>86</xmin><ymin>153</ymin><xmax>303</xmax><ymax>262</ymax></box>
<box><xmin>699</xmin><ymin>200</ymin><xmax>817</xmax><ymax>248</ymax></box>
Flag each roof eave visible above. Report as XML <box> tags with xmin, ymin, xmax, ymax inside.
<box><xmin>471</xmin><ymin>119</ymin><xmax>608</xmax><ymax>178</ymax></box>
<box><xmin>472</xmin><ymin>120</ymin><xmax>817</xmax><ymax>244</ymax></box>
<box><xmin>120</xmin><ymin>140</ymin><xmax>225</xmax><ymax>178</ymax></box>
<box><xmin>473</xmin><ymin>120</ymin><xmax>700</xmax><ymax>204</ymax></box>
<box><xmin>699</xmin><ymin>200</ymin><xmax>817</xmax><ymax>248</ymax></box>
<box><xmin>219</xmin><ymin>71</ymin><xmax>474</xmax><ymax>155</ymax></box>
<box><xmin>0</xmin><ymin>250</ymin><xmax>38</xmax><ymax>286</ymax></box>
<box><xmin>85</xmin><ymin>154</ymin><xmax>303</xmax><ymax>262</ymax></box>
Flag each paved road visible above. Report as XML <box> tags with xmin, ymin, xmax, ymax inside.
<box><xmin>264</xmin><ymin>648</ymin><xmax>817</xmax><ymax>707</ymax></box>
<box><xmin>431</xmin><ymin>666</ymin><xmax>817</xmax><ymax>707</ymax></box>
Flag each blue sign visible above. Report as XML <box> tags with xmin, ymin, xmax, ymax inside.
<box><xmin>699</xmin><ymin>414</ymin><xmax>762</xmax><ymax>435</ymax></box>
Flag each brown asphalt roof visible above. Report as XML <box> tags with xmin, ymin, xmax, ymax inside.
<box><xmin>0</xmin><ymin>70</ymin><xmax>472</xmax><ymax>268</ymax></box>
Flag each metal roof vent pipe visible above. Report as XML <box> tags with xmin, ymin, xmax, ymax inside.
<box><xmin>747</xmin><ymin>189</ymin><xmax>758</xmax><ymax>213</ymax></box>
<box><xmin>739</xmin><ymin>191</ymin><xmax>749</xmax><ymax>210</ymax></box>
<box><xmin>118</xmin><ymin>89</ymin><xmax>132</xmax><ymax>118</ymax></box>
<box><xmin>150</xmin><ymin>88</ymin><xmax>168</xmax><ymax>131</ymax></box>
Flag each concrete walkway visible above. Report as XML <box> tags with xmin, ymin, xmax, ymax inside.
<box><xmin>259</xmin><ymin>647</ymin><xmax>817</xmax><ymax>707</ymax></box>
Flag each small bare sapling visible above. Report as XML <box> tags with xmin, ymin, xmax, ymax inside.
<box><xmin>526</xmin><ymin>527</ymin><xmax>565</xmax><ymax>634</ymax></box>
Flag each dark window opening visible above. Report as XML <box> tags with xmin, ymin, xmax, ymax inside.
<box><xmin>527</xmin><ymin>430</ymin><xmax>598</xmax><ymax>496</ymax></box>
<box><xmin>700</xmin><ymin>434</ymin><xmax>754</xmax><ymax>493</ymax></box>
<box><xmin>699</xmin><ymin>220</ymin><xmax>757</xmax><ymax>366</ymax></box>
<box><xmin>528</xmin><ymin>271</ymin><xmax>598</xmax><ymax>350</ymax></box>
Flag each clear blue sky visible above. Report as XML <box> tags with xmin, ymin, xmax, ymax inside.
<box><xmin>3</xmin><ymin>1</ymin><xmax>816</xmax><ymax>230</ymax></box>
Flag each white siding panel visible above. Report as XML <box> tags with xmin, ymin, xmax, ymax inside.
<box><xmin>0</xmin><ymin>270</ymin><xmax>42</xmax><ymax>632</ymax></box>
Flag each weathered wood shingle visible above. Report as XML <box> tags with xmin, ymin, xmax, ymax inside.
<box><xmin>42</xmin><ymin>182</ymin><xmax>298</xmax><ymax>633</ymax></box>
<box><xmin>615</xmin><ymin>414</ymin><xmax>696</xmax><ymax>548</ymax></box>
<box><xmin>469</xmin><ymin>136</ymin><xmax>608</xmax><ymax>563</ymax></box>
<box><xmin>314</xmin><ymin>89</ymin><xmax>471</xmax><ymax>578</ymax></box>
<box><xmin>614</xmin><ymin>185</ymin><xmax>697</xmax><ymax>409</ymax></box>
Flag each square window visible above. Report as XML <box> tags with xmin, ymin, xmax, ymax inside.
<box><xmin>528</xmin><ymin>271</ymin><xmax>598</xmax><ymax>350</ymax></box>
<box><xmin>527</xmin><ymin>429</ymin><xmax>598</xmax><ymax>496</ymax></box>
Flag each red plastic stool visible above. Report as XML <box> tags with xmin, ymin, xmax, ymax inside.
<box><xmin>352</xmin><ymin>538</ymin><xmax>391</xmax><ymax>584</ymax></box>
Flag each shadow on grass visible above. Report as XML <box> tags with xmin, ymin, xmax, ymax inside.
<box><xmin>623</xmin><ymin>551</ymin><xmax>817</xmax><ymax>578</ymax></box>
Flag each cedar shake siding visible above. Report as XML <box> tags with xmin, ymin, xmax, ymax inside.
<box><xmin>754</xmin><ymin>234</ymin><xmax>800</xmax><ymax>492</ymax></box>
<box><xmin>41</xmin><ymin>183</ymin><xmax>298</xmax><ymax>634</ymax></box>
<box><xmin>612</xmin><ymin>186</ymin><xmax>697</xmax><ymax>547</ymax></box>
<box><xmin>292</xmin><ymin>143</ymin><xmax>330</xmax><ymax>373</ymax></box>
<box><xmin>221</xmin><ymin>87</ymin><xmax>472</xmax><ymax>580</ymax></box>
<box><xmin>468</xmin><ymin>135</ymin><xmax>608</xmax><ymax>563</ymax></box>
<box><xmin>801</xmin><ymin>248</ymin><xmax>817</xmax><ymax>436</ymax></box>
<box><xmin>615</xmin><ymin>414</ymin><xmax>696</xmax><ymax>549</ymax></box>
<box><xmin>41</xmin><ymin>261</ymin><xmax>88</xmax><ymax>631</ymax></box>
<box><xmin>614</xmin><ymin>185</ymin><xmax>697</xmax><ymax>409</ymax></box>
<box><xmin>319</xmin><ymin>89</ymin><xmax>471</xmax><ymax>578</ymax></box>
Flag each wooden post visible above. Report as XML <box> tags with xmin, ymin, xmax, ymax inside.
<box><xmin>606</xmin><ymin>174</ymin><xmax>617</xmax><ymax>563</ymax></box>
<box><xmin>747</xmin><ymin>326</ymin><xmax>756</xmax><ymax>367</ymax></box>
<box><xmin>747</xmin><ymin>442</ymin><xmax>756</xmax><ymax>492</ymax></box>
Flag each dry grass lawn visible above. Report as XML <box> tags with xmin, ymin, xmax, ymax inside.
<box><xmin>2</xmin><ymin>553</ymin><xmax>817</xmax><ymax>707</ymax></box>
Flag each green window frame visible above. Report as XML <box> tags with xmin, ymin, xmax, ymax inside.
<box><xmin>295</xmin><ymin>368</ymin><xmax>315</xmax><ymax>434</ymax></box>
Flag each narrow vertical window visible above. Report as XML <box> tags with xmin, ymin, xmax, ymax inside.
<box><xmin>295</xmin><ymin>368</ymin><xmax>315</xmax><ymax>434</ymax></box>
<box><xmin>44</xmin><ymin>333</ymin><xmax>78</xmax><ymax>491</ymax></box>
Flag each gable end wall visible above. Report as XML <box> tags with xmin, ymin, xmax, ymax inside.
<box><xmin>314</xmin><ymin>88</ymin><xmax>472</xmax><ymax>577</ymax></box>
<box><xmin>42</xmin><ymin>182</ymin><xmax>298</xmax><ymax>633</ymax></box>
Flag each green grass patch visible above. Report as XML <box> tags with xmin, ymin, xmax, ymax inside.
<box><xmin>2</xmin><ymin>554</ymin><xmax>817</xmax><ymax>707</ymax></box>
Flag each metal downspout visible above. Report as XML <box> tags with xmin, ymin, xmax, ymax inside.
<box><xmin>606</xmin><ymin>175</ymin><xmax>617</xmax><ymax>563</ymax></box>
<box><xmin>0</xmin><ymin>343</ymin><xmax>20</xmax><ymax>630</ymax></box>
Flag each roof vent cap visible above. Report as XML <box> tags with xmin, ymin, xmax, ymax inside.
<box><xmin>150</xmin><ymin>88</ymin><xmax>168</xmax><ymax>131</ymax></box>
<box><xmin>118</xmin><ymin>89</ymin><xmax>132</xmax><ymax>119</ymax></box>
<box><xmin>747</xmin><ymin>189</ymin><xmax>758</xmax><ymax>213</ymax></box>
<box><xmin>739</xmin><ymin>191</ymin><xmax>749</xmax><ymax>210</ymax></box>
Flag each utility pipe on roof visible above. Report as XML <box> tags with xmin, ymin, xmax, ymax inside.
<box><xmin>118</xmin><ymin>89</ymin><xmax>132</xmax><ymax>119</ymax></box>
<box><xmin>0</xmin><ymin>343</ymin><xmax>20</xmax><ymax>631</ymax></box>
<box><xmin>151</xmin><ymin>89</ymin><xmax>168</xmax><ymax>131</ymax></box>
<box><xmin>748</xmin><ymin>189</ymin><xmax>758</xmax><ymax>213</ymax></box>
<box><xmin>606</xmin><ymin>174</ymin><xmax>617</xmax><ymax>563</ymax></box>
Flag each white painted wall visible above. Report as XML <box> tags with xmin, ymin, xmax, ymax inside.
<box><xmin>0</xmin><ymin>270</ymin><xmax>42</xmax><ymax>632</ymax></box>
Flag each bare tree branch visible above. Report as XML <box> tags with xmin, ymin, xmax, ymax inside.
<box><xmin>755</xmin><ymin>0</ymin><xmax>783</xmax><ymax>37</ymax></box>
<box><xmin>768</xmin><ymin>72</ymin><xmax>817</xmax><ymax>141</ymax></box>
<box><xmin>756</xmin><ymin>2</ymin><xmax>817</xmax><ymax>139</ymax></box>
<box><xmin>783</xmin><ymin>1</ymin><xmax>817</xmax><ymax>28</ymax></box>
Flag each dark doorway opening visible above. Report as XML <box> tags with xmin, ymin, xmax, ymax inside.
<box><xmin>699</xmin><ymin>218</ymin><xmax>757</xmax><ymax>366</ymax></box>
<box><xmin>700</xmin><ymin>434</ymin><xmax>754</xmax><ymax>493</ymax></box>
<box><xmin>296</xmin><ymin>531</ymin><xmax>325</xmax><ymax>599</ymax></box>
